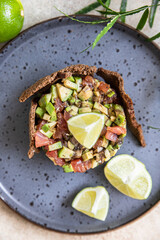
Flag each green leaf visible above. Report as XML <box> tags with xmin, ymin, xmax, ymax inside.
<box><xmin>149</xmin><ymin>0</ymin><xmax>159</xmax><ymax>27</ymax></box>
<box><xmin>55</xmin><ymin>6</ymin><xmax>110</xmax><ymax>25</ymax></box>
<box><xmin>97</xmin><ymin>0</ymin><xmax>118</xmax><ymax>14</ymax></box>
<box><xmin>120</xmin><ymin>0</ymin><xmax>127</xmax><ymax>23</ymax></box>
<box><xmin>92</xmin><ymin>15</ymin><xmax>120</xmax><ymax>49</ymax></box>
<box><xmin>120</xmin><ymin>5</ymin><xmax>148</xmax><ymax>16</ymax></box>
<box><xmin>148</xmin><ymin>126</ymin><xmax>160</xmax><ymax>130</ymax></box>
<box><xmin>75</xmin><ymin>0</ymin><xmax>106</xmax><ymax>14</ymax></box>
<box><xmin>136</xmin><ymin>8</ymin><xmax>149</xmax><ymax>30</ymax></box>
<box><xmin>147</xmin><ymin>32</ymin><xmax>160</xmax><ymax>41</ymax></box>
<box><xmin>105</xmin><ymin>0</ymin><xmax>111</xmax><ymax>7</ymax></box>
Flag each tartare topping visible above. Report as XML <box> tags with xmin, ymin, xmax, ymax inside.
<box><xmin>34</xmin><ymin>75</ymin><xmax>126</xmax><ymax>172</ymax></box>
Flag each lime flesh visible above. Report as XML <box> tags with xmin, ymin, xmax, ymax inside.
<box><xmin>104</xmin><ymin>154</ymin><xmax>152</xmax><ymax>200</ymax></box>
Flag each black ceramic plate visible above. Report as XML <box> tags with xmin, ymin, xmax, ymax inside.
<box><xmin>0</xmin><ymin>15</ymin><xmax>160</xmax><ymax>233</ymax></box>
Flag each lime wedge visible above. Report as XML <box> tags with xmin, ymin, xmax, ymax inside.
<box><xmin>72</xmin><ymin>186</ymin><xmax>109</xmax><ymax>221</ymax></box>
<box><xmin>67</xmin><ymin>113</ymin><xmax>105</xmax><ymax>149</ymax></box>
<box><xmin>104</xmin><ymin>154</ymin><xmax>152</xmax><ymax>200</ymax></box>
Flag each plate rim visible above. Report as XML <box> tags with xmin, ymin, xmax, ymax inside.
<box><xmin>0</xmin><ymin>14</ymin><xmax>160</xmax><ymax>234</ymax></box>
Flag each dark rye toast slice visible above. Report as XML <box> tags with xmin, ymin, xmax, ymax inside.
<box><xmin>97</xmin><ymin>68</ymin><xmax>146</xmax><ymax>147</ymax></box>
<box><xmin>19</xmin><ymin>64</ymin><xmax>97</xmax><ymax>103</ymax></box>
<box><xmin>19</xmin><ymin>64</ymin><xmax>145</xmax><ymax>159</ymax></box>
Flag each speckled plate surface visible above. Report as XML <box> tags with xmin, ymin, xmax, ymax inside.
<box><xmin>0</xmin><ymin>15</ymin><xmax>160</xmax><ymax>233</ymax></box>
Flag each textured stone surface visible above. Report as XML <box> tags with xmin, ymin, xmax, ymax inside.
<box><xmin>0</xmin><ymin>0</ymin><xmax>160</xmax><ymax>239</ymax></box>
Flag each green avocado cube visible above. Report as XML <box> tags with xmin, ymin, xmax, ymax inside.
<box><xmin>64</xmin><ymin>79</ymin><xmax>77</xmax><ymax>90</ymax></box>
<box><xmin>78</xmin><ymin>86</ymin><xmax>93</xmax><ymax>101</ymax></box>
<box><xmin>39</xmin><ymin>93</ymin><xmax>51</xmax><ymax>108</ymax></box>
<box><xmin>40</xmin><ymin>129</ymin><xmax>53</xmax><ymax>138</ymax></box>
<box><xmin>42</xmin><ymin>124</ymin><xmax>50</xmax><ymax>132</ymax></box>
<box><xmin>67</xmin><ymin>141</ymin><xmax>74</xmax><ymax>150</ymax></box>
<box><xmin>114</xmin><ymin>114</ymin><xmax>125</xmax><ymax>126</ymax></box>
<box><xmin>50</xmin><ymin>85</ymin><xmax>58</xmax><ymax>103</ymax></box>
<box><xmin>107</xmin><ymin>90</ymin><xmax>115</xmax><ymax>98</ymax></box>
<box><xmin>79</xmin><ymin>107</ymin><xmax>92</xmax><ymax>114</ymax></box>
<box><xmin>75</xmin><ymin>77</ymin><xmax>82</xmax><ymax>92</ymax></box>
<box><xmin>58</xmin><ymin>146</ymin><xmax>74</xmax><ymax>158</ymax></box>
<box><xmin>35</xmin><ymin>107</ymin><xmax>45</xmax><ymax>118</ymax></box>
<box><xmin>82</xmin><ymin>151</ymin><xmax>93</xmax><ymax>161</ymax></box>
<box><xmin>66</xmin><ymin>76</ymin><xmax>75</xmax><ymax>82</ymax></box>
<box><xmin>46</xmin><ymin>102</ymin><xmax>57</xmax><ymax>121</ymax></box>
<box><xmin>56</xmin><ymin>83</ymin><xmax>73</xmax><ymax>102</ymax></box>
<box><xmin>93</xmin><ymin>102</ymin><xmax>108</xmax><ymax>115</ymax></box>
<box><xmin>66</xmin><ymin>105</ymin><xmax>78</xmax><ymax>116</ymax></box>
<box><xmin>48</xmin><ymin>141</ymin><xmax>62</xmax><ymax>151</ymax></box>
<box><xmin>62</xmin><ymin>164</ymin><xmax>73</xmax><ymax>173</ymax></box>
<box><xmin>105</xmin><ymin>119</ymin><xmax>112</xmax><ymax>127</ymax></box>
<box><xmin>42</xmin><ymin>113</ymin><xmax>51</xmax><ymax>121</ymax></box>
<box><xmin>82</xmin><ymin>101</ymin><xmax>93</xmax><ymax>108</ymax></box>
<box><xmin>68</xmin><ymin>96</ymin><xmax>75</xmax><ymax>104</ymax></box>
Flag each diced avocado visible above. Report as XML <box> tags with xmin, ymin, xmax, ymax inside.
<box><xmin>68</xmin><ymin>96</ymin><xmax>75</xmax><ymax>104</ymax></box>
<box><xmin>105</xmin><ymin>119</ymin><xmax>112</xmax><ymax>127</ymax></box>
<box><xmin>50</xmin><ymin>85</ymin><xmax>58</xmax><ymax>103</ymax></box>
<box><xmin>79</xmin><ymin>107</ymin><xmax>91</xmax><ymax>114</ymax></box>
<box><xmin>94</xmin><ymin>91</ymin><xmax>100</xmax><ymax>97</ymax></box>
<box><xmin>104</xmin><ymin>149</ymin><xmax>110</xmax><ymax>161</ymax></box>
<box><xmin>40</xmin><ymin>129</ymin><xmax>53</xmax><ymax>138</ymax></box>
<box><xmin>75</xmin><ymin>99</ymin><xmax>81</xmax><ymax>107</ymax></box>
<box><xmin>66</xmin><ymin>76</ymin><xmax>75</xmax><ymax>82</ymax></box>
<box><xmin>78</xmin><ymin>86</ymin><xmax>93</xmax><ymax>101</ymax></box>
<box><xmin>82</xmin><ymin>101</ymin><xmax>93</xmax><ymax>108</ymax></box>
<box><xmin>35</xmin><ymin>107</ymin><xmax>45</xmax><ymax>118</ymax></box>
<box><xmin>75</xmin><ymin>77</ymin><xmax>82</xmax><ymax>92</ymax></box>
<box><xmin>107</xmin><ymin>144</ymin><xmax>114</xmax><ymax>152</ymax></box>
<box><xmin>93</xmin><ymin>102</ymin><xmax>108</xmax><ymax>115</ymax></box>
<box><xmin>82</xmin><ymin>151</ymin><xmax>93</xmax><ymax>161</ymax></box>
<box><xmin>42</xmin><ymin>124</ymin><xmax>50</xmax><ymax>132</ymax></box>
<box><xmin>114</xmin><ymin>114</ymin><xmax>125</xmax><ymax>126</ymax></box>
<box><xmin>110</xmin><ymin>116</ymin><xmax>116</xmax><ymax>122</ymax></box>
<box><xmin>91</xmin><ymin>160</ymin><xmax>99</xmax><ymax>169</ymax></box>
<box><xmin>107</xmin><ymin>90</ymin><xmax>115</xmax><ymax>97</ymax></box>
<box><xmin>104</xmin><ymin>104</ymin><xmax>110</xmax><ymax>109</ymax></box>
<box><xmin>92</xmin><ymin>109</ymin><xmax>101</xmax><ymax>113</ymax></box>
<box><xmin>113</xmin><ymin>104</ymin><xmax>123</xmax><ymax>112</ymax></box>
<box><xmin>58</xmin><ymin>146</ymin><xmax>74</xmax><ymax>158</ymax></box>
<box><xmin>47</xmin><ymin>121</ymin><xmax>57</xmax><ymax>128</ymax></box>
<box><xmin>68</xmin><ymin>141</ymin><xmax>74</xmax><ymax>150</ymax></box>
<box><xmin>73</xmin><ymin>90</ymin><xmax>77</xmax><ymax>97</ymax></box>
<box><xmin>62</xmin><ymin>164</ymin><xmax>73</xmax><ymax>173</ymax></box>
<box><xmin>39</xmin><ymin>93</ymin><xmax>51</xmax><ymax>108</ymax></box>
<box><xmin>41</xmin><ymin>121</ymin><xmax>57</xmax><ymax>132</ymax></box>
<box><xmin>66</xmin><ymin>105</ymin><xmax>78</xmax><ymax>116</ymax></box>
<box><xmin>64</xmin><ymin>79</ymin><xmax>78</xmax><ymax>90</ymax></box>
<box><xmin>42</xmin><ymin>113</ymin><xmax>51</xmax><ymax>121</ymax></box>
<box><xmin>102</xmin><ymin>137</ymin><xmax>109</xmax><ymax>148</ymax></box>
<box><xmin>46</xmin><ymin>102</ymin><xmax>57</xmax><ymax>121</ymax></box>
<box><xmin>56</xmin><ymin>83</ymin><xmax>73</xmax><ymax>102</ymax></box>
<box><xmin>48</xmin><ymin>141</ymin><xmax>62</xmax><ymax>151</ymax></box>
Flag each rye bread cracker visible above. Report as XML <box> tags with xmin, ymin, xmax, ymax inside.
<box><xmin>19</xmin><ymin>64</ymin><xmax>97</xmax><ymax>103</ymax></box>
<box><xmin>97</xmin><ymin>67</ymin><xmax>146</xmax><ymax>147</ymax></box>
<box><xmin>28</xmin><ymin>99</ymin><xmax>40</xmax><ymax>158</ymax></box>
